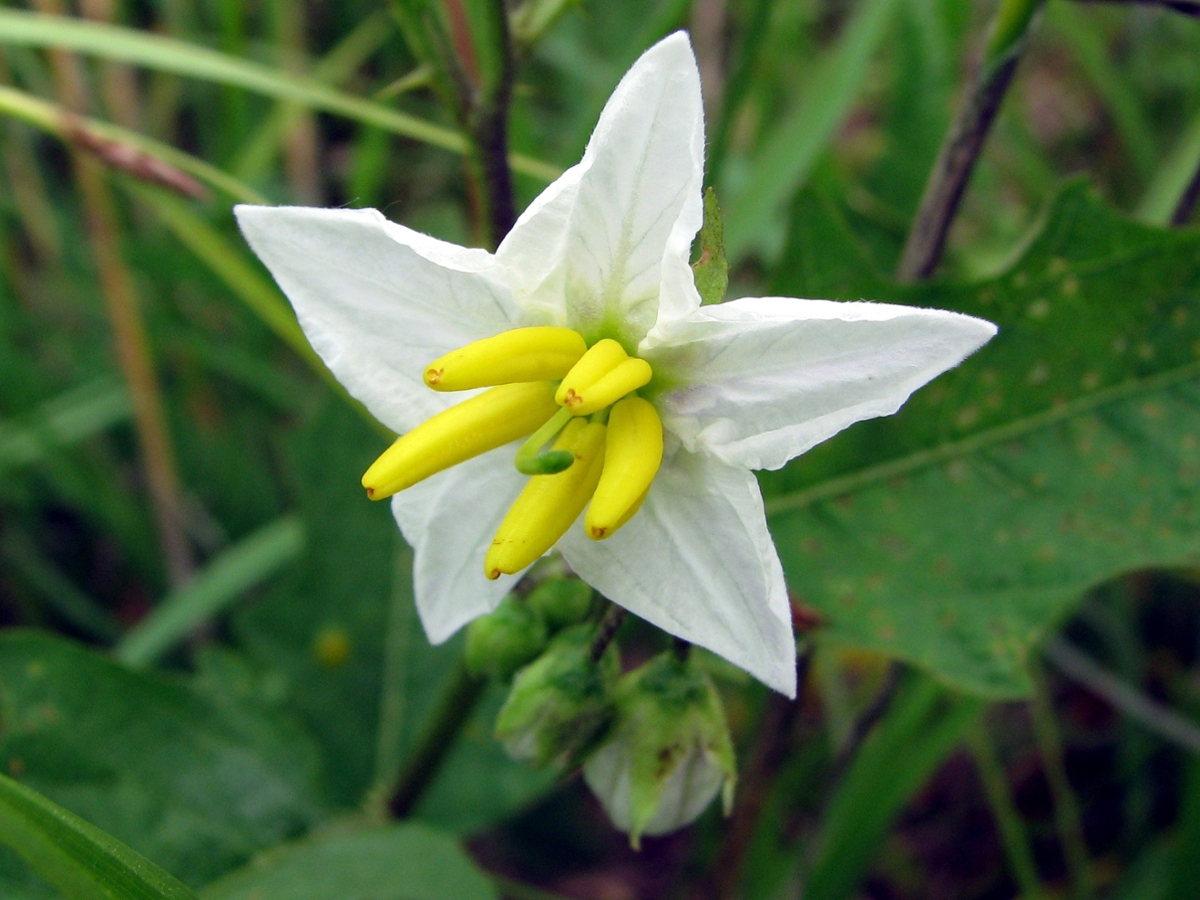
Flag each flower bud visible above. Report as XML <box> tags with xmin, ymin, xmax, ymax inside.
<box><xmin>582</xmin><ymin>653</ymin><xmax>736</xmax><ymax>848</ymax></box>
<box><xmin>464</xmin><ymin>596</ymin><xmax>548</xmax><ymax>680</ymax></box>
<box><xmin>494</xmin><ymin>625</ymin><xmax>619</xmax><ymax>769</ymax></box>
<box><xmin>525</xmin><ymin>577</ymin><xmax>594</xmax><ymax>630</ymax></box>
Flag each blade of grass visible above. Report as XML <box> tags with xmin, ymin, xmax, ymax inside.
<box><xmin>1047</xmin><ymin>3</ymin><xmax>1156</xmax><ymax>181</ymax></box>
<box><xmin>115</xmin><ymin>515</ymin><xmax>305</xmax><ymax>668</ymax></box>
<box><xmin>803</xmin><ymin>672</ymin><xmax>985</xmax><ymax>900</ymax></box>
<box><xmin>723</xmin><ymin>0</ymin><xmax>904</xmax><ymax>260</ymax></box>
<box><xmin>0</xmin><ymin>82</ymin><xmax>267</xmax><ymax>203</ymax></box>
<box><xmin>234</xmin><ymin>10</ymin><xmax>392</xmax><ymax>183</ymax></box>
<box><xmin>0</xmin><ymin>530</ymin><xmax>123</xmax><ymax>642</ymax></box>
<box><xmin>968</xmin><ymin>721</ymin><xmax>1048</xmax><ymax>900</ymax></box>
<box><xmin>1137</xmin><ymin>101</ymin><xmax>1200</xmax><ymax>225</ymax></box>
<box><xmin>0</xmin><ymin>8</ymin><xmax>559</xmax><ymax>181</ymax></box>
<box><xmin>0</xmin><ymin>377</ymin><xmax>130</xmax><ymax>473</ymax></box>
<box><xmin>0</xmin><ymin>771</ymin><xmax>197</xmax><ymax>900</ymax></box>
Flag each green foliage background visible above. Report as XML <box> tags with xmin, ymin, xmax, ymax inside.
<box><xmin>0</xmin><ymin>0</ymin><xmax>1198</xmax><ymax>898</ymax></box>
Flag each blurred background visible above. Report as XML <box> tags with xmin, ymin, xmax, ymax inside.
<box><xmin>1</xmin><ymin>1</ymin><xmax>1200</xmax><ymax>899</ymax></box>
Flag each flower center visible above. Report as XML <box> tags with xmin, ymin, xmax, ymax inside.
<box><xmin>359</xmin><ymin>327</ymin><xmax>665</xmax><ymax>578</ymax></box>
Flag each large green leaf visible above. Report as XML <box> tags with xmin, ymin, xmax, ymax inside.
<box><xmin>200</xmin><ymin>824</ymin><xmax>497</xmax><ymax>900</ymax></box>
<box><xmin>0</xmin><ymin>632</ymin><xmax>324</xmax><ymax>888</ymax></box>
<box><xmin>0</xmin><ymin>772</ymin><xmax>196</xmax><ymax>900</ymax></box>
<box><xmin>765</xmin><ymin>183</ymin><xmax>1200</xmax><ymax>696</ymax></box>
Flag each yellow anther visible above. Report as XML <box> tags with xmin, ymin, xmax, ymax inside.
<box><xmin>586</xmin><ymin>398</ymin><xmax>663</xmax><ymax>540</ymax></box>
<box><xmin>362</xmin><ymin>382</ymin><xmax>559</xmax><ymax>501</ymax></box>
<box><xmin>555</xmin><ymin>339</ymin><xmax>628</xmax><ymax>407</ymax></box>
<box><xmin>485</xmin><ymin>419</ymin><xmax>607</xmax><ymax>579</ymax></box>
<box><xmin>424</xmin><ymin>327</ymin><xmax>587</xmax><ymax>392</ymax></box>
<box><xmin>555</xmin><ymin>339</ymin><xmax>652</xmax><ymax>416</ymax></box>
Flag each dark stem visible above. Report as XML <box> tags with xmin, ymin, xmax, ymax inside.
<box><xmin>672</xmin><ymin>636</ymin><xmax>693</xmax><ymax>662</ymax></box>
<box><xmin>590</xmin><ymin>603</ymin><xmax>627</xmax><ymax>663</ymax></box>
<box><xmin>825</xmin><ymin>659</ymin><xmax>904</xmax><ymax>791</ymax></box>
<box><xmin>1172</xmin><ymin>158</ymin><xmax>1200</xmax><ymax>225</ymax></box>
<box><xmin>699</xmin><ymin>647</ymin><xmax>813</xmax><ymax>900</ymax></box>
<box><xmin>388</xmin><ymin>661</ymin><xmax>487</xmax><ymax>817</ymax></box>
<box><xmin>895</xmin><ymin>53</ymin><xmax>1022</xmax><ymax>281</ymax></box>
<box><xmin>471</xmin><ymin>0</ymin><xmax>517</xmax><ymax>245</ymax></box>
<box><xmin>1070</xmin><ymin>0</ymin><xmax>1199</xmax><ymax>16</ymax></box>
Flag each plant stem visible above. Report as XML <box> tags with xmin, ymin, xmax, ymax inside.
<box><xmin>896</xmin><ymin>0</ymin><xmax>1045</xmax><ymax>282</ymax></box>
<box><xmin>1172</xmin><ymin>160</ymin><xmax>1200</xmax><ymax>225</ymax></box>
<box><xmin>700</xmin><ymin>647</ymin><xmax>812</xmax><ymax>900</ymax></box>
<box><xmin>35</xmin><ymin>0</ymin><xmax>194</xmax><ymax>589</ymax></box>
<box><xmin>471</xmin><ymin>0</ymin><xmax>517</xmax><ymax>245</ymax></box>
<box><xmin>968</xmin><ymin>721</ymin><xmax>1047</xmax><ymax>900</ymax></box>
<box><xmin>1029</xmin><ymin>663</ymin><xmax>1095</xmax><ymax>900</ymax></box>
<box><xmin>590</xmin><ymin>603</ymin><xmax>627</xmax><ymax>663</ymax></box>
<box><xmin>388</xmin><ymin>660</ymin><xmax>487</xmax><ymax>817</ymax></box>
<box><xmin>825</xmin><ymin>659</ymin><xmax>904</xmax><ymax>790</ymax></box>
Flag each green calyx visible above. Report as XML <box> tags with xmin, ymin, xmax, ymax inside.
<box><xmin>494</xmin><ymin>625</ymin><xmax>620</xmax><ymax>770</ymax></box>
<box><xmin>464</xmin><ymin>596</ymin><xmax>549</xmax><ymax>680</ymax></box>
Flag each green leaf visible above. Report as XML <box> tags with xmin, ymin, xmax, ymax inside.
<box><xmin>803</xmin><ymin>674</ymin><xmax>984</xmax><ymax>900</ymax></box>
<box><xmin>0</xmin><ymin>9</ymin><xmax>558</xmax><ymax>181</ymax></box>
<box><xmin>0</xmin><ymin>631</ymin><xmax>324</xmax><ymax>887</ymax></box>
<box><xmin>200</xmin><ymin>823</ymin><xmax>497</xmax><ymax>900</ymax></box>
<box><xmin>0</xmin><ymin>772</ymin><xmax>197</xmax><ymax>900</ymax></box>
<box><xmin>765</xmin><ymin>182</ymin><xmax>1200</xmax><ymax>696</ymax></box>
<box><xmin>116</xmin><ymin>516</ymin><xmax>306</xmax><ymax>668</ymax></box>
<box><xmin>0</xmin><ymin>378</ymin><xmax>129</xmax><ymax>475</ymax></box>
<box><xmin>722</xmin><ymin>0</ymin><xmax>904</xmax><ymax>260</ymax></box>
<box><xmin>692</xmin><ymin>187</ymin><xmax>728</xmax><ymax>306</ymax></box>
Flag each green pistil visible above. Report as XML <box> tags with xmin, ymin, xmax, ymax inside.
<box><xmin>515</xmin><ymin>406</ymin><xmax>576</xmax><ymax>475</ymax></box>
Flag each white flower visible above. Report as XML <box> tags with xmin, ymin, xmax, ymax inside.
<box><xmin>235</xmin><ymin>32</ymin><xmax>995</xmax><ymax>697</ymax></box>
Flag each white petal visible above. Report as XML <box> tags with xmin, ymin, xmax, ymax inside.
<box><xmin>644</xmin><ymin>296</ymin><xmax>998</xmax><ymax>471</ymax></box>
<box><xmin>236</xmin><ymin>205</ymin><xmax>520</xmax><ymax>434</ymax></box>
<box><xmin>560</xmin><ymin>450</ymin><xmax>796</xmax><ymax>696</ymax></box>
<box><xmin>391</xmin><ymin>444</ymin><xmax>529</xmax><ymax>643</ymax></box>
<box><xmin>498</xmin><ymin>32</ymin><xmax>705</xmax><ymax>347</ymax></box>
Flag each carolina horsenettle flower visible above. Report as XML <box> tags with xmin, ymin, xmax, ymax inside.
<box><xmin>236</xmin><ymin>33</ymin><xmax>996</xmax><ymax>697</ymax></box>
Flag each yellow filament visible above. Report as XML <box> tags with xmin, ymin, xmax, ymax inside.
<box><xmin>485</xmin><ymin>419</ymin><xmax>607</xmax><ymax>578</ymax></box>
<box><xmin>586</xmin><ymin>398</ymin><xmax>663</xmax><ymax>539</ymax></box>
<box><xmin>555</xmin><ymin>339</ymin><xmax>628</xmax><ymax>407</ymax></box>
<box><xmin>362</xmin><ymin>382</ymin><xmax>559</xmax><ymax>500</ymax></box>
<box><xmin>424</xmin><ymin>327</ymin><xmax>587</xmax><ymax>391</ymax></box>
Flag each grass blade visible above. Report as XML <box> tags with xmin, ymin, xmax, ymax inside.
<box><xmin>0</xmin><ymin>771</ymin><xmax>196</xmax><ymax>900</ymax></box>
<box><xmin>0</xmin><ymin>378</ymin><xmax>130</xmax><ymax>474</ymax></box>
<box><xmin>0</xmin><ymin>9</ymin><xmax>559</xmax><ymax>181</ymax></box>
<box><xmin>115</xmin><ymin>516</ymin><xmax>305</xmax><ymax>668</ymax></box>
<box><xmin>723</xmin><ymin>0</ymin><xmax>904</xmax><ymax>260</ymax></box>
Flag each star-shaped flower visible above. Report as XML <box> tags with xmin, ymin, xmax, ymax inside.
<box><xmin>236</xmin><ymin>33</ymin><xmax>995</xmax><ymax>697</ymax></box>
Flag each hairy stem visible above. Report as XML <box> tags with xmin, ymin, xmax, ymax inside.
<box><xmin>590</xmin><ymin>603</ymin><xmax>627</xmax><ymax>663</ymax></box>
<box><xmin>470</xmin><ymin>0</ymin><xmax>517</xmax><ymax>244</ymax></box>
<box><xmin>388</xmin><ymin>660</ymin><xmax>487</xmax><ymax>817</ymax></box>
<box><xmin>896</xmin><ymin>0</ymin><xmax>1045</xmax><ymax>282</ymax></box>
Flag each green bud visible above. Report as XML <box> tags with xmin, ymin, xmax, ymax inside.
<box><xmin>495</xmin><ymin>625</ymin><xmax>619</xmax><ymax>769</ymax></box>
<box><xmin>464</xmin><ymin>597</ymin><xmax>548</xmax><ymax>680</ymax></box>
<box><xmin>525</xmin><ymin>577</ymin><xmax>594</xmax><ymax>630</ymax></box>
<box><xmin>582</xmin><ymin>652</ymin><xmax>736</xmax><ymax>848</ymax></box>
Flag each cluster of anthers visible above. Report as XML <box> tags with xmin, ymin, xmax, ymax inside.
<box><xmin>361</xmin><ymin>326</ymin><xmax>662</xmax><ymax>580</ymax></box>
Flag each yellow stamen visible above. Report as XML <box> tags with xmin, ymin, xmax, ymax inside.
<box><xmin>424</xmin><ymin>327</ymin><xmax>587</xmax><ymax>391</ymax></box>
<box><xmin>362</xmin><ymin>382</ymin><xmax>559</xmax><ymax>501</ymax></box>
<box><xmin>555</xmin><ymin>339</ymin><xmax>628</xmax><ymax>407</ymax></box>
<box><xmin>586</xmin><ymin>398</ymin><xmax>663</xmax><ymax>539</ymax></box>
<box><xmin>555</xmin><ymin>339</ymin><xmax>652</xmax><ymax>416</ymax></box>
<box><xmin>485</xmin><ymin>418</ymin><xmax>607</xmax><ymax>578</ymax></box>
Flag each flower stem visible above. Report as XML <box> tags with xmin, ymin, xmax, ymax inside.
<box><xmin>470</xmin><ymin>0</ymin><xmax>517</xmax><ymax>245</ymax></box>
<box><xmin>388</xmin><ymin>659</ymin><xmax>487</xmax><ymax>818</ymax></box>
<box><xmin>896</xmin><ymin>0</ymin><xmax>1045</xmax><ymax>282</ymax></box>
